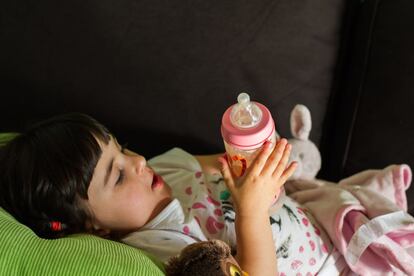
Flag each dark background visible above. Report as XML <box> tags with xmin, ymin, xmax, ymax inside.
<box><xmin>1</xmin><ymin>0</ymin><xmax>413</xmax><ymax>213</ymax></box>
<box><xmin>0</xmin><ymin>0</ymin><xmax>344</xmax><ymax>156</ymax></box>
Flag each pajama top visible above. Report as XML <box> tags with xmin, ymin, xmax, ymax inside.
<box><xmin>122</xmin><ymin>148</ymin><xmax>342</xmax><ymax>275</ymax></box>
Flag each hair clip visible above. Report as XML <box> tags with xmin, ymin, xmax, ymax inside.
<box><xmin>48</xmin><ymin>221</ymin><xmax>67</xmax><ymax>231</ymax></box>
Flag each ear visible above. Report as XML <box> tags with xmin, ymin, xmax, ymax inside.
<box><xmin>290</xmin><ymin>104</ymin><xmax>312</xmax><ymax>141</ymax></box>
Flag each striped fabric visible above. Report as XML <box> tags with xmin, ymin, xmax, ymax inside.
<box><xmin>0</xmin><ymin>132</ymin><xmax>19</xmax><ymax>145</ymax></box>
<box><xmin>0</xmin><ymin>134</ymin><xmax>165</xmax><ymax>275</ymax></box>
<box><xmin>0</xmin><ymin>208</ymin><xmax>165</xmax><ymax>275</ymax></box>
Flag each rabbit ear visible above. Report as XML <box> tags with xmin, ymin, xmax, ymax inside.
<box><xmin>290</xmin><ymin>104</ymin><xmax>312</xmax><ymax>140</ymax></box>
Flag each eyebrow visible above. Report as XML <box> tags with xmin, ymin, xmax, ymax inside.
<box><xmin>104</xmin><ymin>158</ymin><xmax>114</xmax><ymax>186</ymax></box>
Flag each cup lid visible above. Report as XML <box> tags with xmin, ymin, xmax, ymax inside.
<box><xmin>221</xmin><ymin>102</ymin><xmax>275</xmax><ymax>150</ymax></box>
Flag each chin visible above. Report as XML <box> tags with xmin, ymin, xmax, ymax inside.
<box><xmin>163</xmin><ymin>182</ymin><xmax>173</xmax><ymax>197</ymax></box>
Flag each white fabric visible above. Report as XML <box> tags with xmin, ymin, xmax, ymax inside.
<box><xmin>122</xmin><ymin>148</ymin><xmax>341</xmax><ymax>274</ymax></box>
<box><xmin>346</xmin><ymin>210</ymin><xmax>414</xmax><ymax>266</ymax></box>
<box><xmin>122</xmin><ymin>199</ymin><xmax>207</xmax><ymax>262</ymax></box>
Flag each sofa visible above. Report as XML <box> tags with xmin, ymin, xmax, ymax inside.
<box><xmin>1</xmin><ymin>0</ymin><xmax>413</xmax><ymax>274</ymax></box>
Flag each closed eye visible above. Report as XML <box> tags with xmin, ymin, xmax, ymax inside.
<box><xmin>116</xmin><ymin>170</ymin><xmax>124</xmax><ymax>185</ymax></box>
<box><xmin>115</xmin><ymin>143</ymin><xmax>128</xmax><ymax>185</ymax></box>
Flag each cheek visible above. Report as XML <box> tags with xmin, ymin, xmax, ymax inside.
<box><xmin>100</xmin><ymin>194</ymin><xmax>147</xmax><ymax>229</ymax></box>
<box><xmin>118</xmin><ymin>186</ymin><xmax>155</xmax><ymax>213</ymax></box>
<box><xmin>93</xmin><ymin>188</ymin><xmax>141</xmax><ymax>217</ymax></box>
<box><xmin>87</xmin><ymin>190</ymin><xmax>109</xmax><ymax>219</ymax></box>
<box><xmin>122</xmin><ymin>195</ymin><xmax>157</xmax><ymax>228</ymax></box>
<box><xmin>114</xmin><ymin>188</ymin><xmax>145</xmax><ymax>212</ymax></box>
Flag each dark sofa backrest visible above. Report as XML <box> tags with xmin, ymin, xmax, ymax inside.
<box><xmin>322</xmin><ymin>0</ymin><xmax>414</xmax><ymax>178</ymax></box>
<box><xmin>321</xmin><ymin>0</ymin><xmax>414</xmax><ymax>213</ymax></box>
<box><xmin>0</xmin><ymin>0</ymin><xmax>345</xmax><ymax>159</ymax></box>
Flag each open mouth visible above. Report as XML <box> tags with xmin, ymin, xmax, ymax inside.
<box><xmin>151</xmin><ymin>173</ymin><xmax>164</xmax><ymax>189</ymax></box>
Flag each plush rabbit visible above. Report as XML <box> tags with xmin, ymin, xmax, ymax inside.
<box><xmin>287</xmin><ymin>104</ymin><xmax>321</xmax><ymax>180</ymax></box>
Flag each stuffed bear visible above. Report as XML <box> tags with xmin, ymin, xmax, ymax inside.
<box><xmin>165</xmin><ymin>239</ymin><xmax>247</xmax><ymax>276</ymax></box>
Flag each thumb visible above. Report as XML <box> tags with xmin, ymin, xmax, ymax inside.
<box><xmin>218</xmin><ymin>155</ymin><xmax>236</xmax><ymax>193</ymax></box>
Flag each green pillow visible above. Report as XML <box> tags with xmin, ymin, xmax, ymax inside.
<box><xmin>0</xmin><ymin>132</ymin><xmax>19</xmax><ymax>146</ymax></box>
<box><xmin>0</xmin><ymin>134</ymin><xmax>165</xmax><ymax>275</ymax></box>
<box><xmin>0</xmin><ymin>208</ymin><xmax>165</xmax><ymax>275</ymax></box>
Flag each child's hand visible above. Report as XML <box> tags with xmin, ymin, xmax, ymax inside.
<box><xmin>218</xmin><ymin>139</ymin><xmax>297</xmax><ymax>217</ymax></box>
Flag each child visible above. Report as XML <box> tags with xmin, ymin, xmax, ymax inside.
<box><xmin>0</xmin><ymin>113</ymin><xmax>337</xmax><ymax>275</ymax></box>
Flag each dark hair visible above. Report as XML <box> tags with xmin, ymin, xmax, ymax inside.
<box><xmin>0</xmin><ymin>113</ymin><xmax>111</xmax><ymax>238</ymax></box>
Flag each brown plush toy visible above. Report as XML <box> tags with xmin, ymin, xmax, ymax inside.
<box><xmin>165</xmin><ymin>239</ymin><xmax>248</xmax><ymax>276</ymax></box>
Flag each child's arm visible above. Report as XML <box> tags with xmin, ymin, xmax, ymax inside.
<box><xmin>218</xmin><ymin>139</ymin><xmax>296</xmax><ymax>276</ymax></box>
<box><xmin>194</xmin><ymin>153</ymin><xmax>224</xmax><ymax>175</ymax></box>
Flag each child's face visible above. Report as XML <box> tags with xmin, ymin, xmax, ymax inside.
<box><xmin>85</xmin><ymin>137</ymin><xmax>172</xmax><ymax>233</ymax></box>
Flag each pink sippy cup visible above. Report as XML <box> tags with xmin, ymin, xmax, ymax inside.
<box><xmin>221</xmin><ymin>92</ymin><xmax>278</xmax><ymax>178</ymax></box>
<box><xmin>221</xmin><ymin>92</ymin><xmax>284</xmax><ymax>212</ymax></box>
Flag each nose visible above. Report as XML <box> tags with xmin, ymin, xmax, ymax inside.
<box><xmin>124</xmin><ymin>149</ymin><xmax>147</xmax><ymax>175</ymax></box>
<box><xmin>133</xmin><ymin>155</ymin><xmax>147</xmax><ymax>175</ymax></box>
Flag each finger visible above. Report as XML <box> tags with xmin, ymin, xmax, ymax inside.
<box><xmin>247</xmin><ymin>140</ymin><xmax>274</xmax><ymax>176</ymax></box>
<box><xmin>276</xmin><ymin>161</ymin><xmax>297</xmax><ymax>188</ymax></box>
<box><xmin>262</xmin><ymin>138</ymin><xmax>288</xmax><ymax>176</ymax></box>
<box><xmin>218</xmin><ymin>156</ymin><xmax>236</xmax><ymax>193</ymax></box>
<box><xmin>270</xmin><ymin>141</ymin><xmax>291</xmax><ymax>179</ymax></box>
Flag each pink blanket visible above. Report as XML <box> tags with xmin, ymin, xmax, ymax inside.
<box><xmin>287</xmin><ymin>165</ymin><xmax>414</xmax><ymax>275</ymax></box>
